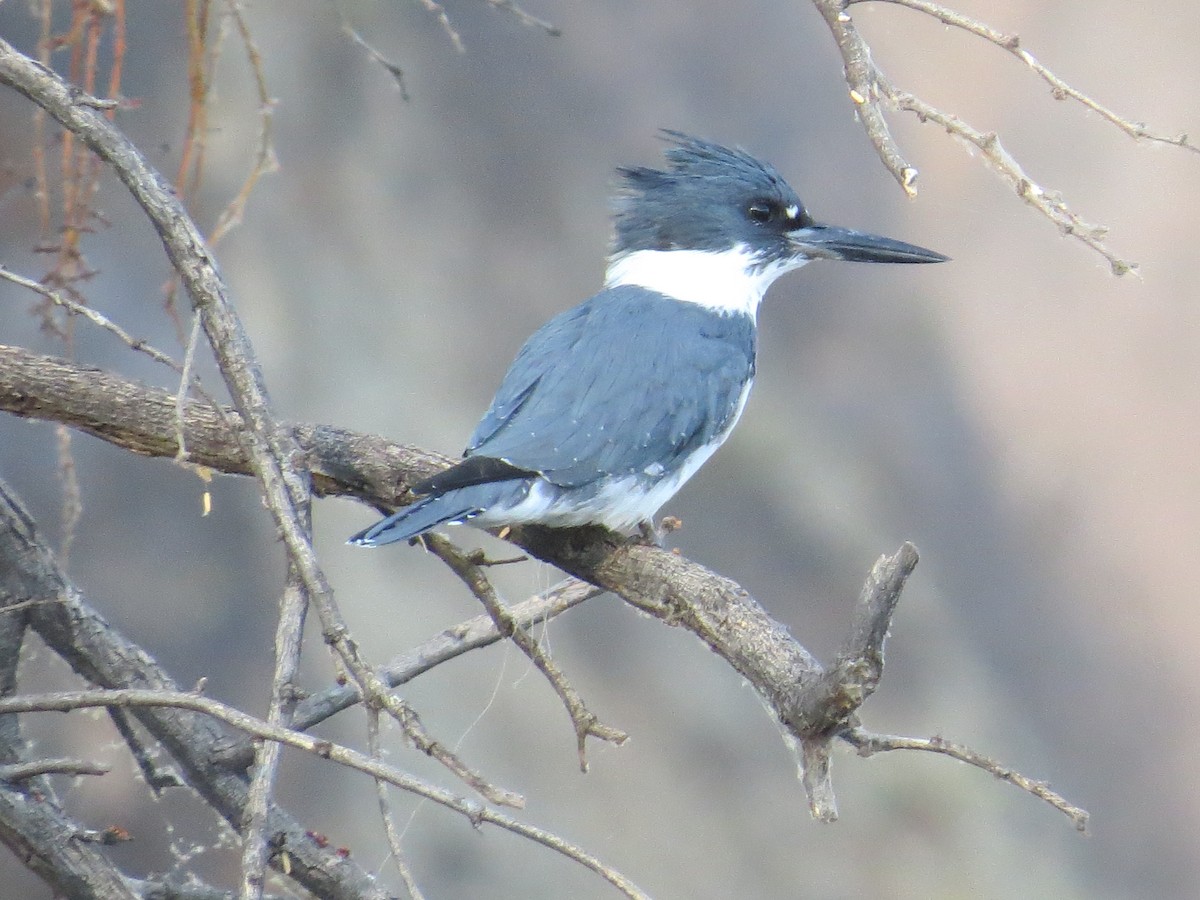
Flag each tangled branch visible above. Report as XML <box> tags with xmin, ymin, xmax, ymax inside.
<box><xmin>814</xmin><ymin>0</ymin><xmax>1196</xmax><ymax>274</ymax></box>
<box><xmin>0</xmin><ymin>342</ymin><xmax>1088</xmax><ymax>831</ymax></box>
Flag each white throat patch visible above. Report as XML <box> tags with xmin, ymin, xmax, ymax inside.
<box><xmin>604</xmin><ymin>245</ymin><xmax>808</xmax><ymax>317</ymax></box>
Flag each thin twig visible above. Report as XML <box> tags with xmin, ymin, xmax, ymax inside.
<box><xmin>332</xmin><ymin>1</ymin><xmax>411</xmax><ymax>100</ymax></box>
<box><xmin>811</xmin><ymin>0</ymin><xmax>1196</xmax><ymax>272</ymax></box>
<box><xmin>886</xmin><ymin>80</ymin><xmax>1137</xmax><ymax>275</ymax></box>
<box><xmin>426</xmin><ymin>534</ymin><xmax>628</xmax><ymax>772</ymax></box>
<box><xmin>108</xmin><ymin>707</ymin><xmax>182</xmax><ymax>793</ymax></box>
<box><xmin>0</xmin><ymin>264</ymin><xmax>216</xmax><ymax>399</ymax></box>
<box><xmin>208</xmin><ymin>0</ymin><xmax>280</xmax><ymax>247</ymax></box>
<box><xmin>0</xmin><ymin>757</ymin><xmax>108</xmax><ymax>781</ymax></box>
<box><xmin>411</xmin><ymin>0</ymin><xmax>466</xmax><ymax>52</ymax></box>
<box><xmin>0</xmin><ymin>597</ymin><xmax>62</xmax><ymax>616</ymax></box>
<box><xmin>843</xmin><ymin>726</ymin><xmax>1090</xmax><ymax>832</ymax></box>
<box><xmin>293</xmin><ymin>577</ymin><xmax>597</xmax><ymax>732</ymax></box>
<box><xmin>811</xmin><ymin>0</ymin><xmax>918</xmax><ymax>195</ymax></box>
<box><xmin>366</xmin><ymin>707</ymin><xmax>426</xmax><ymax>900</ymax></box>
<box><xmin>214</xmin><ymin>576</ymin><xmax>600</xmax><ymax>772</ymax></box>
<box><xmin>480</xmin><ymin>0</ymin><xmax>561</xmax><ymax>36</ymax></box>
<box><xmin>240</xmin><ymin>575</ymin><xmax>311</xmax><ymax>900</ymax></box>
<box><xmin>857</xmin><ymin>0</ymin><xmax>1197</xmax><ymax>154</ymax></box>
<box><xmin>0</xmin><ymin>688</ymin><xmax>649</xmax><ymax>899</ymax></box>
<box><xmin>374</xmin><ymin>681</ymin><xmax>524</xmax><ymax>807</ymax></box>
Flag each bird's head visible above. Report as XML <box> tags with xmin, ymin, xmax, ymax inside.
<box><xmin>606</xmin><ymin>132</ymin><xmax>947</xmax><ymax>315</ymax></box>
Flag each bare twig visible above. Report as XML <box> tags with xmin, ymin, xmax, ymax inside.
<box><xmin>240</xmin><ymin>575</ymin><xmax>310</xmax><ymax>900</ymax></box>
<box><xmin>0</xmin><ymin>597</ymin><xmax>62</xmax><ymax>616</ymax></box>
<box><xmin>0</xmin><ymin>757</ymin><xmax>108</xmax><ymax>781</ymax></box>
<box><xmin>858</xmin><ymin>0</ymin><xmax>1197</xmax><ymax>155</ymax></box>
<box><xmin>811</xmin><ymin>0</ymin><xmax>918</xmax><ymax>194</ymax></box>
<box><xmin>480</xmin><ymin>0</ymin><xmax>561</xmax><ymax>36</ymax></box>
<box><xmin>887</xmin><ymin>83</ymin><xmax>1136</xmax><ymax>275</ymax></box>
<box><xmin>0</xmin><ymin>689</ymin><xmax>648</xmax><ymax>898</ymax></box>
<box><xmin>412</xmin><ymin>0</ymin><xmax>466</xmax><ymax>53</ymax></box>
<box><xmin>425</xmin><ymin>534</ymin><xmax>628</xmax><ymax>771</ymax></box>
<box><xmin>306</xmin><ymin>576</ymin><xmax>599</xmax><ymax>726</ymax></box>
<box><xmin>208</xmin><ymin>0</ymin><xmax>280</xmax><ymax>247</ymax></box>
<box><xmin>108</xmin><ymin>708</ymin><xmax>183</xmax><ymax>792</ymax></box>
<box><xmin>366</xmin><ymin>708</ymin><xmax>425</xmax><ymax>900</ymax></box>
<box><xmin>332</xmin><ymin>2</ymin><xmax>411</xmax><ymax>100</ymax></box>
<box><xmin>813</xmin><ymin>0</ymin><xmax>1195</xmax><ymax>273</ymax></box>
<box><xmin>371</xmin><ymin>681</ymin><xmax>524</xmax><ymax>807</ymax></box>
<box><xmin>843</xmin><ymin>727</ymin><xmax>1090</xmax><ymax>831</ymax></box>
<box><xmin>1</xmin><ymin>266</ymin><xmax>181</xmax><ymax>373</ymax></box>
<box><xmin>214</xmin><ymin>576</ymin><xmax>600</xmax><ymax>773</ymax></box>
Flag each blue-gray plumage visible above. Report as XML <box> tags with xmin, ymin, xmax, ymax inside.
<box><xmin>350</xmin><ymin>133</ymin><xmax>947</xmax><ymax>547</ymax></box>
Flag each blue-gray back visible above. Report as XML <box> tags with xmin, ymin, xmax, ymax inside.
<box><xmin>466</xmin><ymin>286</ymin><xmax>756</xmax><ymax>488</ymax></box>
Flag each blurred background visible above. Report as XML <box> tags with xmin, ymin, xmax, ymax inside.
<box><xmin>1</xmin><ymin>1</ymin><xmax>1198</xmax><ymax>897</ymax></box>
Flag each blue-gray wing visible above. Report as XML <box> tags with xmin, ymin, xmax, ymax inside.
<box><xmin>464</xmin><ymin>286</ymin><xmax>755</xmax><ymax>488</ymax></box>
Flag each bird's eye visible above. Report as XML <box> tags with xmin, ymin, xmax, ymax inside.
<box><xmin>747</xmin><ymin>202</ymin><xmax>773</xmax><ymax>224</ymax></box>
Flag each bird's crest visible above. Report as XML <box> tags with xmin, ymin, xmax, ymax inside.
<box><xmin>616</xmin><ymin>131</ymin><xmax>790</xmax><ymax>199</ymax></box>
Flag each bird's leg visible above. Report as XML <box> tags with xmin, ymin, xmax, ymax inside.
<box><xmin>635</xmin><ymin>519</ymin><xmax>661</xmax><ymax>546</ymax></box>
<box><xmin>635</xmin><ymin>516</ymin><xmax>682</xmax><ymax>547</ymax></box>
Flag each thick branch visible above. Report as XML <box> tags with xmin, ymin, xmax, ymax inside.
<box><xmin>0</xmin><ymin>477</ymin><xmax>392</xmax><ymax>900</ymax></box>
<box><xmin>793</xmin><ymin>544</ymin><xmax>918</xmax><ymax>736</ymax></box>
<box><xmin>0</xmin><ymin>345</ymin><xmax>1089</xmax><ymax>828</ymax></box>
<box><xmin>0</xmin><ymin>782</ymin><xmax>138</xmax><ymax>900</ymax></box>
<box><xmin>0</xmin><ymin>344</ymin><xmax>443</xmax><ymax>508</ymax></box>
<box><xmin>0</xmin><ymin>348</ymin><xmax>858</xmax><ymax>750</ymax></box>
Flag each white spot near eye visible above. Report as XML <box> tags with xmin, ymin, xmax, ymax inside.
<box><xmin>785</xmin><ymin>204</ymin><xmax>799</xmax><ymax>220</ymax></box>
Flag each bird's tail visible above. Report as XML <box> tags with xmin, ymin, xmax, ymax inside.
<box><xmin>347</xmin><ymin>482</ymin><xmax>529</xmax><ymax>547</ymax></box>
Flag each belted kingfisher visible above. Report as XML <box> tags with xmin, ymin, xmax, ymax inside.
<box><xmin>350</xmin><ymin>133</ymin><xmax>946</xmax><ymax>547</ymax></box>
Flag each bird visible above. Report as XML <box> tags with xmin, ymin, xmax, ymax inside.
<box><xmin>349</xmin><ymin>132</ymin><xmax>947</xmax><ymax>548</ymax></box>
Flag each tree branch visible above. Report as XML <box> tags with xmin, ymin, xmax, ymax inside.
<box><xmin>843</xmin><ymin>727</ymin><xmax>1090</xmax><ymax>831</ymax></box>
<box><xmin>0</xmin><ymin>686</ymin><xmax>650</xmax><ymax>900</ymax></box>
<box><xmin>213</xmin><ymin>576</ymin><xmax>599</xmax><ymax>772</ymax></box>
<box><xmin>425</xmin><ymin>534</ymin><xmax>628</xmax><ymax>771</ymax></box>
<box><xmin>0</xmin><ymin>758</ymin><xmax>109</xmax><ymax>781</ymax></box>
<box><xmin>0</xmin><ymin>344</ymin><xmax>1086</xmax><ymax>827</ymax></box>
<box><xmin>812</xmin><ymin>0</ymin><xmax>1197</xmax><ymax>273</ymax></box>
<box><xmin>0</xmin><ymin>35</ymin><xmax>456</xmax><ymax>799</ymax></box>
<box><xmin>0</xmin><ymin>477</ymin><xmax>394</xmax><ymax>900</ymax></box>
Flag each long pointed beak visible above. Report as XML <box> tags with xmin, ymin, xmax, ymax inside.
<box><xmin>788</xmin><ymin>223</ymin><xmax>949</xmax><ymax>264</ymax></box>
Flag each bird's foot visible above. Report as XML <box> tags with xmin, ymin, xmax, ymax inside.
<box><xmin>635</xmin><ymin>516</ymin><xmax>682</xmax><ymax>547</ymax></box>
